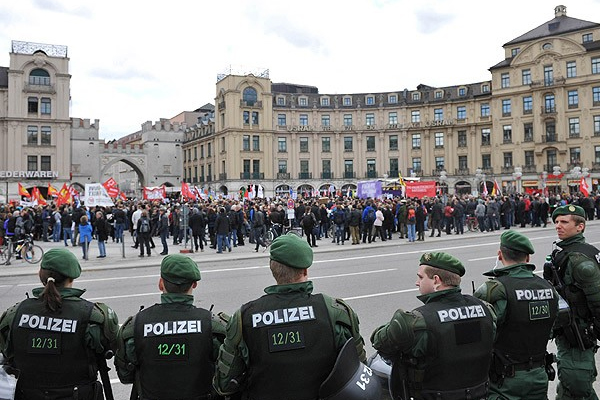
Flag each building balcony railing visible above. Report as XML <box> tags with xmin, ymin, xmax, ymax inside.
<box><xmin>321</xmin><ymin>172</ymin><xmax>334</xmax><ymax>179</ymax></box>
<box><xmin>343</xmin><ymin>172</ymin><xmax>356</xmax><ymax>179</ymax></box>
<box><xmin>365</xmin><ymin>171</ymin><xmax>378</xmax><ymax>179</ymax></box>
<box><xmin>567</xmin><ymin>163</ymin><xmax>582</xmax><ymax>170</ymax></box>
<box><xmin>298</xmin><ymin>172</ymin><xmax>312</xmax><ymax>179</ymax></box>
<box><xmin>239</xmin><ymin>100</ymin><xmax>263</xmax><ymax>108</ymax></box>
<box><xmin>24</xmin><ymin>83</ymin><xmax>56</xmax><ymax>94</ymax></box>
<box><xmin>592</xmin><ymin>163</ymin><xmax>600</xmax><ymax>172</ymax></box>
<box><xmin>543</xmin><ymin>134</ymin><xmax>557</xmax><ymax>143</ymax></box>
<box><xmin>455</xmin><ymin>168</ymin><xmax>470</xmax><ymax>176</ymax></box>
<box><xmin>218</xmin><ymin>173</ymin><xmax>227</xmax><ymax>180</ymax></box>
<box><xmin>277</xmin><ymin>172</ymin><xmax>290</xmax><ymax>180</ymax></box>
<box><xmin>501</xmin><ymin>166</ymin><xmax>514</xmax><ymax>174</ymax></box>
<box><xmin>198</xmin><ymin>177</ymin><xmax>205</xmax><ymax>183</ymax></box>
<box><xmin>411</xmin><ymin>170</ymin><xmax>424</xmax><ymax>177</ymax></box>
<box><xmin>431</xmin><ymin>169</ymin><xmax>445</xmax><ymax>176</ymax></box>
<box><xmin>240</xmin><ymin>172</ymin><xmax>264</xmax><ymax>180</ymax></box>
<box><xmin>522</xmin><ymin>165</ymin><xmax>537</xmax><ymax>173</ymax></box>
<box><xmin>387</xmin><ymin>170</ymin><xmax>399</xmax><ymax>178</ymax></box>
<box><xmin>542</xmin><ymin>106</ymin><xmax>557</xmax><ymax>114</ymax></box>
<box><xmin>481</xmin><ymin>167</ymin><xmax>494</xmax><ymax>174</ymax></box>
<box><xmin>205</xmin><ymin>175</ymin><xmax>212</xmax><ymax>182</ymax></box>
<box><xmin>543</xmin><ymin>164</ymin><xmax>559</xmax><ymax>173</ymax></box>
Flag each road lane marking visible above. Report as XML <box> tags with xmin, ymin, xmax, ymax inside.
<box><xmin>344</xmin><ymin>288</ymin><xmax>419</xmax><ymax>300</ymax></box>
<box><xmin>469</xmin><ymin>256</ymin><xmax>497</xmax><ymax>261</ymax></box>
<box><xmin>312</xmin><ymin>269</ymin><xmax>396</xmax><ymax>280</ymax></box>
<box><xmin>88</xmin><ymin>292</ymin><xmax>157</xmax><ymax>301</ymax></box>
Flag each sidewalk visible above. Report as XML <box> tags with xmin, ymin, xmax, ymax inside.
<box><xmin>0</xmin><ymin>223</ymin><xmax>569</xmax><ymax>277</ymax></box>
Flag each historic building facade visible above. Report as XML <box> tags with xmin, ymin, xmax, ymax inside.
<box><xmin>183</xmin><ymin>5</ymin><xmax>600</xmax><ymax>197</ymax></box>
<box><xmin>0</xmin><ymin>41</ymin><xmax>185</xmax><ymax>202</ymax></box>
<box><xmin>0</xmin><ymin>41</ymin><xmax>73</xmax><ymax>202</ymax></box>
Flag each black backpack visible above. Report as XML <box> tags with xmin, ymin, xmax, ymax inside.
<box><xmin>334</xmin><ymin>210</ymin><xmax>344</xmax><ymax>225</ymax></box>
<box><xmin>139</xmin><ymin>218</ymin><xmax>151</xmax><ymax>234</ymax></box>
<box><xmin>302</xmin><ymin>213</ymin><xmax>314</xmax><ymax>228</ymax></box>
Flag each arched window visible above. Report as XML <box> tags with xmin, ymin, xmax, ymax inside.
<box><xmin>29</xmin><ymin>69</ymin><xmax>50</xmax><ymax>86</ymax></box>
<box><xmin>243</xmin><ymin>87</ymin><xmax>257</xmax><ymax>106</ymax></box>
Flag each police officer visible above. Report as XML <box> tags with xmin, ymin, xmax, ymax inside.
<box><xmin>545</xmin><ymin>205</ymin><xmax>600</xmax><ymax>400</ymax></box>
<box><xmin>371</xmin><ymin>252</ymin><xmax>496</xmax><ymax>400</ymax></box>
<box><xmin>115</xmin><ymin>254</ymin><xmax>226</xmax><ymax>400</ymax></box>
<box><xmin>474</xmin><ymin>230</ymin><xmax>558</xmax><ymax>400</ymax></box>
<box><xmin>0</xmin><ymin>248</ymin><xmax>119</xmax><ymax>400</ymax></box>
<box><xmin>213</xmin><ymin>233</ymin><xmax>366</xmax><ymax>399</ymax></box>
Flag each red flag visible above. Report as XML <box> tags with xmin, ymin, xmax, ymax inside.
<box><xmin>32</xmin><ymin>187</ymin><xmax>47</xmax><ymax>206</ymax></box>
<box><xmin>47</xmin><ymin>183</ymin><xmax>59</xmax><ymax>197</ymax></box>
<box><xmin>181</xmin><ymin>182</ymin><xmax>196</xmax><ymax>200</ymax></box>
<box><xmin>581</xmin><ymin>176</ymin><xmax>590</xmax><ymax>197</ymax></box>
<box><xmin>18</xmin><ymin>183</ymin><xmax>30</xmax><ymax>198</ymax></box>
<box><xmin>119</xmin><ymin>191</ymin><xmax>127</xmax><ymax>201</ymax></box>
<box><xmin>56</xmin><ymin>183</ymin><xmax>71</xmax><ymax>206</ymax></box>
<box><xmin>102</xmin><ymin>178</ymin><xmax>119</xmax><ymax>198</ymax></box>
<box><xmin>68</xmin><ymin>185</ymin><xmax>79</xmax><ymax>197</ymax></box>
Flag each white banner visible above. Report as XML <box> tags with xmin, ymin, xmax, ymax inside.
<box><xmin>84</xmin><ymin>183</ymin><xmax>114</xmax><ymax>207</ymax></box>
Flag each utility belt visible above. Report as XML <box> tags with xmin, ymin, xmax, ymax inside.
<box><xmin>17</xmin><ymin>380</ymin><xmax>102</xmax><ymax>400</ymax></box>
<box><xmin>490</xmin><ymin>351</ymin><xmax>554</xmax><ymax>385</ymax></box>
<box><xmin>413</xmin><ymin>380</ymin><xmax>488</xmax><ymax>400</ymax></box>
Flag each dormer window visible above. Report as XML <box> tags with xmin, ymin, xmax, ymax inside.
<box><xmin>343</xmin><ymin>97</ymin><xmax>352</xmax><ymax>106</ymax></box>
<box><xmin>458</xmin><ymin>87</ymin><xmax>466</xmax><ymax>96</ymax></box>
<box><xmin>481</xmin><ymin>84</ymin><xmax>490</xmax><ymax>93</ymax></box>
<box><xmin>298</xmin><ymin>97</ymin><xmax>308</xmax><ymax>106</ymax></box>
<box><xmin>542</xmin><ymin>42</ymin><xmax>553</xmax><ymax>50</ymax></box>
<box><xmin>434</xmin><ymin>90</ymin><xmax>443</xmax><ymax>99</ymax></box>
<box><xmin>412</xmin><ymin>92</ymin><xmax>420</xmax><ymax>101</ymax></box>
<box><xmin>321</xmin><ymin>97</ymin><xmax>330</xmax><ymax>106</ymax></box>
<box><xmin>511</xmin><ymin>48</ymin><xmax>520</xmax><ymax>57</ymax></box>
<box><xmin>365</xmin><ymin>96</ymin><xmax>375</xmax><ymax>105</ymax></box>
<box><xmin>388</xmin><ymin>94</ymin><xmax>398</xmax><ymax>104</ymax></box>
<box><xmin>276</xmin><ymin>96</ymin><xmax>285</xmax><ymax>106</ymax></box>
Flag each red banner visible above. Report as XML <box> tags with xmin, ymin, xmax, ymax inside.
<box><xmin>405</xmin><ymin>181</ymin><xmax>436</xmax><ymax>198</ymax></box>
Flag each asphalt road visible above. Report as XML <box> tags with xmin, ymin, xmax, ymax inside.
<box><xmin>2</xmin><ymin>223</ymin><xmax>600</xmax><ymax>399</ymax></box>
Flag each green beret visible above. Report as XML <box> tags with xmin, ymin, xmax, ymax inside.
<box><xmin>500</xmin><ymin>230</ymin><xmax>534</xmax><ymax>255</ymax></box>
<box><xmin>552</xmin><ymin>204</ymin><xmax>586</xmax><ymax>222</ymax></box>
<box><xmin>161</xmin><ymin>254</ymin><xmax>201</xmax><ymax>284</ymax></box>
<box><xmin>40</xmin><ymin>248</ymin><xmax>81</xmax><ymax>279</ymax></box>
<box><xmin>419</xmin><ymin>252</ymin><xmax>465</xmax><ymax>277</ymax></box>
<box><xmin>270</xmin><ymin>233</ymin><xmax>313</xmax><ymax>269</ymax></box>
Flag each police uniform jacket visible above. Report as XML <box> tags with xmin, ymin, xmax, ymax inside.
<box><xmin>372</xmin><ymin>287</ymin><xmax>496</xmax><ymax>399</ymax></box>
<box><xmin>214</xmin><ymin>281</ymin><xmax>366</xmax><ymax>399</ymax></box>
<box><xmin>475</xmin><ymin>263</ymin><xmax>558</xmax><ymax>362</ymax></box>
<box><xmin>552</xmin><ymin>233</ymin><xmax>600</xmax><ymax>339</ymax></box>
<box><xmin>0</xmin><ymin>287</ymin><xmax>118</xmax><ymax>399</ymax></box>
<box><xmin>115</xmin><ymin>292</ymin><xmax>226</xmax><ymax>399</ymax></box>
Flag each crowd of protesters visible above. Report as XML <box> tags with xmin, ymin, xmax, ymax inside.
<box><xmin>0</xmin><ymin>190</ymin><xmax>598</xmax><ymax>259</ymax></box>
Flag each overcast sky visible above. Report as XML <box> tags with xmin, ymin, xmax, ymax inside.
<box><xmin>2</xmin><ymin>0</ymin><xmax>600</xmax><ymax>140</ymax></box>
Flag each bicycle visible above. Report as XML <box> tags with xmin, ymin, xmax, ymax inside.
<box><xmin>3</xmin><ymin>234</ymin><xmax>44</xmax><ymax>265</ymax></box>
<box><xmin>466</xmin><ymin>216</ymin><xmax>479</xmax><ymax>232</ymax></box>
<box><xmin>264</xmin><ymin>223</ymin><xmax>302</xmax><ymax>249</ymax></box>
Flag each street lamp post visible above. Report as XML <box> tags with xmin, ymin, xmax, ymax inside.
<box><xmin>512</xmin><ymin>167</ymin><xmax>522</xmax><ymax>194</ymax></box>
<box><xmin>439</xmin><ymin>170</ymin><xmax>447</xmax><ymax>197</ymax></box>
<box><xmin>570</xmin><ymin>166</ymin><xmax>582</xmax><ymax>193</ymax></box>
<box><xmin>475</xmin><ymin>168</ymin><xmax>486</xmax><ymax>196</ymax></box>
<box><xmin>541</xmin><ymin>171</ymin><xmax>548</xmax><ymax>197</ymax></box>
